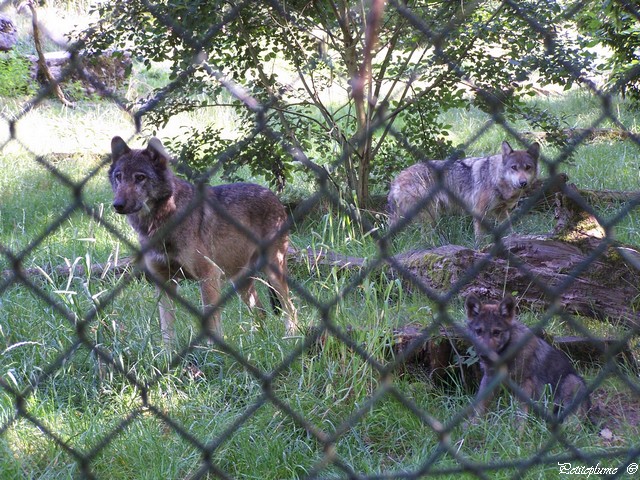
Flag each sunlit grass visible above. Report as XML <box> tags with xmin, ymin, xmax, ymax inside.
<box><xmin>1</xmin><ymin>77</ymin><xmax>639</xmax><ymax>479</ymax></box>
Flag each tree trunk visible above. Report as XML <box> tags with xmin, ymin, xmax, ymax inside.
<box><xmin>27</xmin><ymin>0</ymin><xmax>73</xmax><ymax>107</ymax></box>
<box><xmin>332</xmin><ymin>0</ymin><xmax>385</xmax><ymax>208</ymax></box>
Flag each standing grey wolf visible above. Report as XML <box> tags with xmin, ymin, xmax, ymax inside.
<box><xmin>388</xmin><ymin>141</ymin><xmax>539</xmax><ymax>239</ymax></box>
<box><xmin>465</xmin><ymin>294</ymin><xmax>591</xmax><ymax>424</ymax></box>
<box><xmin>109</xmin><ymin>136</ymin><xmax>298</xmax><ymax>345</ymax></box>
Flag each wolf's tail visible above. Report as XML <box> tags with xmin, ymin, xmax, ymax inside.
<box><xmin>268</xmin><ymin>285</ymin><xmax>283</xmax><ymax>315</ymax></box>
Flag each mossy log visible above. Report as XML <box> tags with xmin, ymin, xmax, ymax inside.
<box><xmin>392</xmin><ymin>325</ymin><xmax>636</xmax><ymax>385</ymax></box>
<box><xmin>3</xmin><ymin>182</ymin><xmax>638</xmax><ymax>329</ymax></box>
<box><xmin>393</xmin><ymin>236</ymin><xmax>640</xmax><ymax>329</ymax></box>
<box><xmin>10</xmin><ymin>232</ymin><xmax>636</xmax><ymax>329</ymax></box>
<box><xmin>6</xmin><ymin>228</ymin><xmax>639</xmax><ymax>330</ymax></box>
<box><xmin>295</xmin><ymin>185</ymin><xmax>640</xmax><ymax>329</ymax></box>
<box><xmin>294</xmin><ymin>231</ymin><xmax>640</xmax><ymax>329</ymax></box>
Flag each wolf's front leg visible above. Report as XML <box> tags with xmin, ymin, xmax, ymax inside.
<box><xmin>472</xmin><ymin>206</ymin><xmax>492</xmax><ymax>247</ymax></box>
<box><xmin>157</xmin><ymin>282</ymin><xmax>178</xmax><ymax>347</ymax></box>
<box><xmin>473</xmin><ymin>219</ymin><xmax>486</xmax><ymax>246</ymax></box>
<box><xmin>463</xmin><ymin>371</ymin><xmax>495</xmax><ymax>430</ymax></box>
<box><xmin>200</xmin><ymin>272</ymin><xmax>222</xmax><ymax>340</ymax></box>
<box><xmin>146</xmin><ymin>259</ymin><xmax>179</xmax><ymax>348</ymax></box>
<box><xmin>473</xmin><ymin>372</ymin><xmax>496</xmax><ymax>417</ymax></box>
<box><xmin>511</xmin><ymin>379</ymin><xmax>536</xmax><ymax>432</ymax></box>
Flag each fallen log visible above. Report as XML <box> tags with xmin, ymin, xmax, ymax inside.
<box><xmin>579</xmin><ymin>189</ymin><xmax>640</xmax><ymax>204</ymax></box>
<box><xmin>391</xmin><ymin>240</ymin><xmax>639</xmax><ymax>329</ymax></box>
<box><xmin>294</xmin><ymin>233</ymin><xmax>640</xmax><ymax>329</ymax></box>
<box><xmin>523</xmin><ymin>174</ymin><xmax>640</xmax><ymax>208</ymax></box>
<box><xmin>1</xmin><ymin>246</ymin><xmax>359</xmax><ymax>284</ymax></box>
<box><xmin>393</xmin><ymin>231</ymin><xmax>639</xmax><ymax>331</ymax></box>
<box><xmin>3</xmin><ymin>181</ymin><xmax>638</xmax><ymax>328</ymax></box>
<box><xmin>1</xmin><ymin>254</ymin><xmax>136</xmax><ymax>283</ymax></box>
<box><xmin>5</xmin><ymin>236</ymin><xmax>639</xmax><ymax>329</ymax></box>
<box><xmin>521</xmin><ymin>127</ymin><xmax>637</xmax><ymax>142</ymax></box>
<box><xmin>391</xmin><ymin>325</ymin><xmax>637</xmax><ymax>387</ymax></box>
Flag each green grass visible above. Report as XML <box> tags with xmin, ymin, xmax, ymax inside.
<box><xmin>1</xmin><ymin>70</ymin><xmax>639</xmax><ymax>479</ymax></box>
<box><xmin>2</xmin><ymin>2</ymin><xmax>638</xmax><ymax>476</ymax></box>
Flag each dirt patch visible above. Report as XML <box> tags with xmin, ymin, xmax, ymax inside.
<box><xmin>591</xmin><ymin>388</ymin><xmax>640</xmax><ymax>445</ymax></box>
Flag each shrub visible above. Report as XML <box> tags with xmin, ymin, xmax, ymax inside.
<box><xmin>0</xmin><ymin>51</ymin><xmax>36</xmax><ymax>97</ymax></box>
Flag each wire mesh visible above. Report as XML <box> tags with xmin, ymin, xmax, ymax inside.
<box><xmin>1</xmin><ymin>0</ymin><xmax>639</xmax><ymax>478</ymax></box>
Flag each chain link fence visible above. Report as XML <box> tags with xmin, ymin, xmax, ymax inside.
<box><xmin>1</xmin><ymin>0</ymin><xmax>639</xmax><ymax>478</ymax></box>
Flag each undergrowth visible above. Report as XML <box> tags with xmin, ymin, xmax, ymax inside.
<box><xmin>0</xmin><ymin>84</ymin><xmax>638</xmax><ymax>477</ymax></box>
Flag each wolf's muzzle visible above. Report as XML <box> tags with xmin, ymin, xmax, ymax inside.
<box><xmin>112</xmin><ymin>199</ymin><xmax>127</xmax><ymax>214</ymax></box>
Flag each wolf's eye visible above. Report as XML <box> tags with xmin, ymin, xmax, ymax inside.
<box><xmin>492</xmin><ymin>329</ymin><xmax>502</xmax><ymax>337</ymax></box>
<box><xmin>511</xmin><ymin>165</ymin><xmax>518</xmax><ymax>171</ymax></box>
<box><xmin>134</xmin><ymin>174</ymin><xmax>147</xmax><ymax>183</ymax></box>
<box><xmin>474</xmin><ymin>327</ymin><xmax>484</xmax><ymax>336</ymax></box>
<box><xmin>524</xmin><ymin>165</ymin><xmax>532</xmax><ymax>171</ymax></box>
<box><xmin>114</xmin><ymin>172</ymin><xmax>122</xmax><ymax>182</ymax></box>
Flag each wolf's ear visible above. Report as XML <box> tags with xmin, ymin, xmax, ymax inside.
<box><xmin>147</xmin><ymin>137</ymin><xmax>173</xmax><ymax>167</ymax></box>
<box><xmin>465</xmin><ymin>295</ymin><xmax>482</xmax><ymax>319</ymax></box>
<box><xmin>499</xmin><ymin>295</ymin><xmax>515</xmax><ymax>321</ymax></box>
<box><xmin>111</xmin><ymin>136</ymin><xmax>131</xmax><ymax>162</ymax></box>
<box><xmin>527</xmin><ymin>142</ymin><xmax>540</xmax><ymax>160</ymax></box>
<box><xmin>501</xmin><ymin>141</ymin><xmax>513</xmax><ymax>159</ymax></box>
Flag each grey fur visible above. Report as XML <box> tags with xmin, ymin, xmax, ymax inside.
<box><xmin>465</xmin><ymin>294</ymin><xmax>591</xmax><ymax>424</ymax></box>
<box><xmin>388</xmin><ymin>141</ymin><xmax>539</xmax><ymax>238</ymax></box>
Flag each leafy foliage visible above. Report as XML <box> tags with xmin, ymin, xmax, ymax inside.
<box><xmin>165</xmin><ymin>121</ymin><xmax>292</xmax><ymax>192</ymax></box>
<box><xmin>0</xmin><ymin>51</ymin><xmax>36</xmax><ymax>97</ymax></box>
<box><xmin>78</xmin><ymin>0</ymin><xmax>593</xmax><ymax>202</ymax></box>
<box><xmin>576</xmin><ymin>1</ymin><xmax>640</xmax><ymax>102</ymax></box>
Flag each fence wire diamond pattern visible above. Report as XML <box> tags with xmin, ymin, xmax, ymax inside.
<box><xmin>1</xmin><ymin>0</ymin><xmax>639</xmax><ymax>478</ymax></box>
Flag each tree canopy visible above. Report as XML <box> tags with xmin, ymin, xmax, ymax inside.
<box><xmin>79</xmin><ymin>0</ymin><xmax>622</xmax><ymax>205</ymax></box>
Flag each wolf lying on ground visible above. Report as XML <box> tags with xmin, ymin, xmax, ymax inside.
<box><xmin>109</xmin><ymin>136</ymin><xmax>298</xmax><ymax>346</ymax></box>
<box><xmin>388</xmin><ymin>141</ymin><xmax>539</xmax><ymax>239</ymax></box>
<box><xmin>465</xmin><ymin>294</ymin><xmax>591</xmax><ymax>424</ymax></box>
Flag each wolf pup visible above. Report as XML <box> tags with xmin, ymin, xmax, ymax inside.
<box><xmin>109</xmin><ymin>136</ymin><xmax>298</xmax><ymax>345</ymax></box>
<box><xmin>388</xmin><ymin>141</ymin><xmax>539</xmax><ymax>239</ymax></box>
<box><xmin>465</xmin><ymin>294</ymin><xmax>590</xmax><ymax>423</ymax></box>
